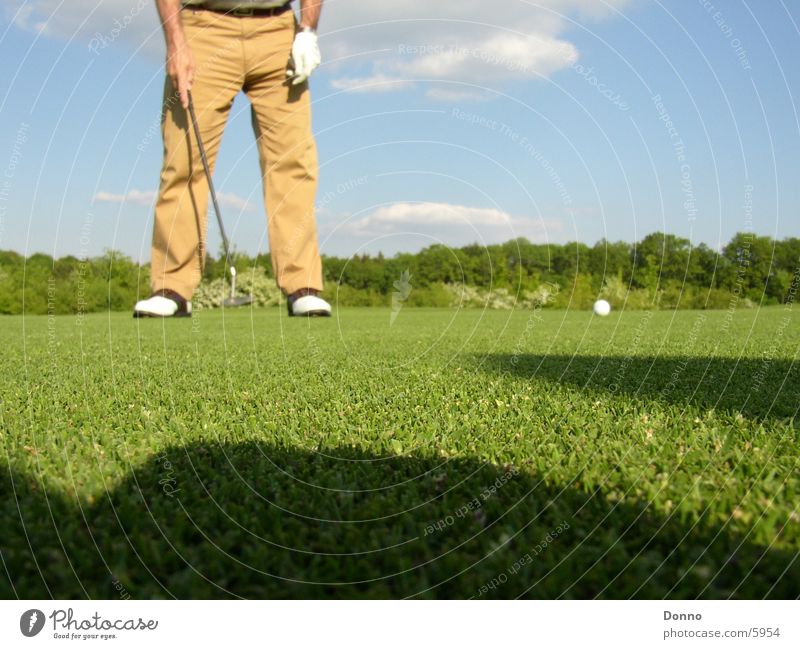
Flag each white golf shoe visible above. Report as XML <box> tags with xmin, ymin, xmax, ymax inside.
<box><xmin>133</xmin><ymin>289</ymin><xmax>192</xmax><ymax>318</ymax></box>
<box><xmin>287</xmin><ymin>289</ymin><xmax>331</xmax><ymax>317</ymax></box>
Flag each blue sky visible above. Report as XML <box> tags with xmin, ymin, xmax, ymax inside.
<box><xmin>0</xmin><ymin>0</ymin><xmax>797</xmax><ymax>261</ymax></box>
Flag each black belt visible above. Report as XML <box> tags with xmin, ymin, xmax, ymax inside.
<box><xmin>189</xmin><ymin>3</ymin><xmax>291</xmax><ymax>17</ymax></box>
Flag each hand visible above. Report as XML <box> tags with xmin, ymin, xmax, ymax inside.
<box><xmin>287</xmin><ymin>29</ymin><xmax>320</xmax><ymax>85</ymax></box>
<box><xmin>166</xmin><ymin>40</ymin><xmax>195</xmax><ymax>108</ymax></box>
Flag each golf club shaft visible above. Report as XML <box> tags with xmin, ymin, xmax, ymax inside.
<box><xmin>186</xmin><ymin>91</ymin><xmax>233</xmax><ymax>271</ymax></box>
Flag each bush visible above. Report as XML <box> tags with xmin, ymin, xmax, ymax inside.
<box><xmin>326</xmin><ymin>284</ymin><xmax>385</xmax><ymax>307</ymax></box>
<box><xmin>551</xmin><ymin>273</ymin><xmax>596</xmax><ymax>310</ymax></box>
<box><xmin>438</xmin><ymin>283</ymin><xmax>559</xmax><ymax>310</ymax></box>
<box><xmin>192</xmin><ymin>266</ymin><xmax>282</xmax><ymax>310</ymax></box>
<box><xmin>4</xmin><ymin>231</ymin><xmax>798</xmax><ymax>314</ymax></box>
<box><xmin>403</xmin><ymin>283</ymin><xmax>452</xmax><ymax>308</ymax></box>
<box><xmin>444</xmin><ymin>284</ymin><xmax>517</xmax><ymax>309</ymax></box>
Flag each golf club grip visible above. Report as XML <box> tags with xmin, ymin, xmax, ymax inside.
<box><xmin>186</xmin><ymin>92</ymin><xmax>232</xmax><ymax>265</ymax></box>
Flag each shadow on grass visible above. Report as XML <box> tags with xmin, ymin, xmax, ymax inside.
<box><xmin>476</xmin><ymin>354</ymin><xmax>799</xmax><ymax>422</ymax></box>
<box><xmin>1</xmin><ymin>441</ymin><xmax>797</xmax><ymax>599</ymax></box>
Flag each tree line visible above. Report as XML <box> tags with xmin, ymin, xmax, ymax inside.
<box><xmin>1</xmin><ymin>232</ymin><xmax>798</xmax><ymax>315</ymax></box>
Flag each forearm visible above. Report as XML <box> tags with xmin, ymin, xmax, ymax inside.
<box><xmin>155</xmin><ymin>0</ymin><xmax>194</xmax><ymax>107</ymax></box>
<box><xmin>299</xmin><ymin>0</ymin><xmax>323</xmax><ymax>31</ymax></box>
<box><xmin>155</xmin><ymin>0</ymin><xmax>187</xmax><ymax>47</ymax></box>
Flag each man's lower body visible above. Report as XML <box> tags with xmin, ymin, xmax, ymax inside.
<box><xmin>135</xmin><ymin>5</ymin><xmax>328</xmax><ymax>317</ymax></box>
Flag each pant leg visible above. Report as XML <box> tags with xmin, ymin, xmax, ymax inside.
<box><xmin>242</xmin><ymin>9</ymin><xmax>322</xmax><ymax>295</ymax></box>
<box><xmin>150</xmin><ymin>9</ymin><xmax>244</xmax><ymax>300</ymax></box>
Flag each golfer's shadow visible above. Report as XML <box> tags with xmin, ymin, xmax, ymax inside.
<box><xmin>2</xmin><ymin>441</ymin><xmax>797</xmax><ymax>599</ymax></box>
<box><xmin>477</xmin><ymin>354</ymin><xmax>799</xmax><ymax>422</ymax></box>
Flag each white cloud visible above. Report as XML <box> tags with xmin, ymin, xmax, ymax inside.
<box><xmin>330</xmin><ymin>35</ymin><xmax>577</xmax><ymax>97</ymax></box>
<box><xmin>396</xmin><ymin>34</ymin><xmax>576</xmax><ymax>81</ymax></box>
<box><xmin>94</xmin><ymin>189</ymin><xmax>254</xmax><ymax>211</ymax></box>
<box><xmin>321</xmin><ymin>0</ymin><xmax>631</xmax><ymax>98</ymax></box>
<box><xmin>330</xmin><ymin>74</ymin><xmax>415</xmax><ymax>94</ymax></box>
<box><xmin>94</xmin><ymin>189</ymin><xmax>155</xmax><ymax>206</ymax></box>
<box><xmin>216</xmin><ymin>192</ymin><xmax>255</xmax><ymax>212</ymax></box>
<box><xmin>360</xmin><ymin>202</ymin><xmax>512</xmax><ymax>227</ymax></box>
<box><xmin>339</xmin><ymin>201</ymin><xmax>562</xmax><ymax>242</ymax></box>
<box><xmin>9</xmin><ymin>0</ymin><xmax>632</xmax><ymax>98</ymax></box>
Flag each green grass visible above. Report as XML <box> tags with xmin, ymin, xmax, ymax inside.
<box><xmin>1</xmin><ymin>305</ymin><xmax>798</xmax><ymax>598</ymax></box>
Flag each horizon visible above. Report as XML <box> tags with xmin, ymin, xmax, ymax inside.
<box><xmin>4</xmin><ymin>228</ymin><xmax>795</xmax><ymax>263</ymax></box>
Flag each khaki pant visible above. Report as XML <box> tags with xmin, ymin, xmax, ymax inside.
<box><xmin>150</xmin><ymin>7</ymin><xmax>322</xmax><ymax>299</ymax></box>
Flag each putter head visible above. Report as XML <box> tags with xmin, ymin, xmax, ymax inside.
<box><xmin>222</xmin><ymin>266</ymin><xmax>252</xmax><ymax>307</ymax></box>
<box><xmin>222</xmin><ymin>295</ymin><xmax>253</xmax><ymax>308</ymax></box>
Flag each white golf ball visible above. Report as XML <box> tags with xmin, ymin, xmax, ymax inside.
<box><xmin>593</xmin><ymin>299</ymin><xmax>611</xmax><ymax>316</ymax></box>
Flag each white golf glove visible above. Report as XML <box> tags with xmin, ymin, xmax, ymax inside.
<box><xmin>288</xmin><ymin>29</ymin><xmax>320</xmax><ymax>85</ymax></box>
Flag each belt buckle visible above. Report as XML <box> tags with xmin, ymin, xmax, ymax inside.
<box><xmin>232</xmin><ymin>7</ymin><xmax>255</xmax><ymax>16</ymax></box>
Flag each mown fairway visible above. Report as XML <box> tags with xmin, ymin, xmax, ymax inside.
<box><xmin>1</xmin><ymin>305</ymin><xmax>798</xmax><ymax>598</ymax></box>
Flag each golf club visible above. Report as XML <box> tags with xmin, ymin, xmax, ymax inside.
<box><xmin>187</xmin><ymin>91</ymin><xmax>252</xmax><ymax>308</ymax></box>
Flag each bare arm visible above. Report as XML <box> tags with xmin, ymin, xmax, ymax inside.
<box><xmin>299</xmin><ymin>0</ymin><xmax>323</xmax><ymax>31</ymax></box>
<box><xmin>155</xmin><ymin>0</ymin><xmax>195</xmax><ymax>108</ymax></box>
